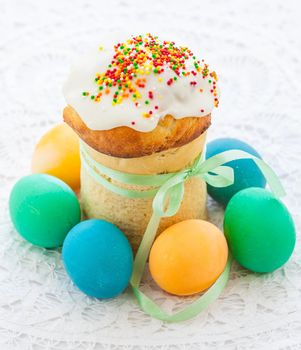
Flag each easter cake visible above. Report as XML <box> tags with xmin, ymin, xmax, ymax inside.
<box><xmin>63</xmin><ymin>34</ymin><xmax>220</xmax><ymax>251</ymax></box>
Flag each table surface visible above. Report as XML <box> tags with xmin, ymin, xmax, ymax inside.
<box><xmin>0</xmin><ymin>0</ymin><xmax>301</xmax><ymax>349</ymax></box>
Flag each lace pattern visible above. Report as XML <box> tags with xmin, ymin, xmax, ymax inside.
<box><xmin>0</xmin><ymin>0</ymin><xmax>301</xmax><ymax>349</ymax></box>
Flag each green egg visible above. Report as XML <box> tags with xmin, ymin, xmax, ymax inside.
<box><xmin>224</xmin><ymin>188</ymin><xmax>295</xmax><ymax>273</ymax></box>
<box><xmin>9</xmin><ymin>174</ymin><xmax>81</xmax><ymax>248</ymax></box>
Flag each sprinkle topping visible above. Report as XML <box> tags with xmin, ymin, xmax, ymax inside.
<box><xmin>82</xmin><ymin>34</ymin><xmax>219</xmax><ymax>117</ymax></box>
<box><xmin>63</xmin><ymin>33</ymin><xmax>220</xmax><ymax>132</ymax></box>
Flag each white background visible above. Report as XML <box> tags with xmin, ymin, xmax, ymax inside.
<box><xmin>0</xmin><ymin>0</ymin><xmax>301</xmax><ymax>349</ymax></box>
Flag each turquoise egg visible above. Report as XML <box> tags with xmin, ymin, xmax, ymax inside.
<box><xmin>9</xmin><ymin>174</ymin><xmax>81</xmax><ymax>248</ymax></box>
<box><xmin>62</xmin><ymin>219</ymin><xmax>133</xmax><ymax>299</ymax></box>
<box><xmin>224</xmin><ymin>188</ymin><xmax>295</xmax><ymax>273</ymax></box>
<box><xmin>206</xmin><ymin>138</ymin><xmax>266</xmax><ymax>206</ymax></box>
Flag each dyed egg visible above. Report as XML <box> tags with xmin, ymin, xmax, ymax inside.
<box><xmin>149</xmin><ymin>220</ymin><xmax>228</xmax><ymax>296</ymax></box>
<box><xmin>206</xmin><ymin>138</ymin><xmax>266</xmax><ymax>206</ymax></box>
<box><xmin>9</xmin><ymin>174</ymin><xmax>81</xmax><ymax>248</ymax></box>
<box><xmin>224</xmin><ymin>188</ymin><xmax>295</xmax><ymax>273</ymax></box>
<box><xmin>62</xmin><ymin>219</ymin><xmax>133</xmax><ymax>299</ymax></box>
<box><xmin>32</xmin><ymin>123</ymin><xmax>80</xmax><ymax>191</ymax></box>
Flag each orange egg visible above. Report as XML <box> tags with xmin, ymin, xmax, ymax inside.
<box><xmin>149</xmin><ymin>220</ymin><xmax>228</xmax><ymax>296</ymax></box>
<box><xmin>32</xmin><ymin>123</ymin><xmax>80</xmax><ymax>191</ymax></box>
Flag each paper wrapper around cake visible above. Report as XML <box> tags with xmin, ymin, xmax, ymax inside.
<box><xmin>64</xmin><ymin>106</ymin><xmax>211</xmax><ymax>253</ymax></box>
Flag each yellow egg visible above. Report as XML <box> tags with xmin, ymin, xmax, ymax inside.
<box><xmin>149</xmin><ymin>220</ymin><xmax>228</xmax><ymax>296</ymax></box>
<box><xmin>32</xmin><ymin>123</ymin><xmax>80</xmax><ymax>191</ymax></box>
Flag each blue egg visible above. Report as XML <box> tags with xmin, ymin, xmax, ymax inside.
<box><xmin>206</xmin><ymin>138</ymin><xmax>266</xmax><ymax>206</ymax></box>
<box><xmin>62</xmin><ymin>219</ymin><xmax>133</xmax><ymax>299</ymax></box>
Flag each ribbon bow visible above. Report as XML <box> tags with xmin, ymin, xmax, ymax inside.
<box><xmin>151</xmin><ymin>150</ymin><xmax>284</xmax><ymax>219</ymax></box>
<box><xmin>80</xmin><ymin>143</ymin><xmax>285</xmax><ymax>322</ymax></box>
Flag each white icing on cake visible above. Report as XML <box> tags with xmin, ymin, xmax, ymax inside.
<box><xmin>63</xmin><ymin>35</ymin><xmax>220</xmax><ymax>132</ymax></box>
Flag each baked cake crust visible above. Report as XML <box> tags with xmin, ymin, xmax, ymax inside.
<box><xmin>63</xmin><ymin>105</ymin><xmax>211</xmax><ymax>158</ymax></box>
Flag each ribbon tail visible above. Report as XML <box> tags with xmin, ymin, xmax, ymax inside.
<box><xmin>131</xmin><ymin>212</ymin><xmax>161</xmax><ymax>287</ymax></box>
<box><xmin>130</xmin><ymin>176</ymin><xmax>187</xmax><ymax>311</ymax></box>
<box><xmin>153</xmin><ymin>176</ymin><xmax>185</xmax><ymax>217</ymax></box>
<box><xmin>132</xmin><ymin>255</ymin><xmax>232</xmax><ymax>322</ymax></box>
<box><xmin>253</xmin><ymin>158</ymin><xmax>286</xmax><ymax>197</ymax></box>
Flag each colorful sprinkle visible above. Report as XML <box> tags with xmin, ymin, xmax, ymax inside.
<box><xmin>82</xmin><ymin>34</ymin><xmax>219</xmax><ymax>114</ymax></box>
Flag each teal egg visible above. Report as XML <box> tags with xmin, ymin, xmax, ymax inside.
<box><xmin>206</xmin><ymin>138</ymin><xmax>266</xmax><ymax>206</ymax></box>
<box><xmin>9</xmin><ymin>174</ymin><xmax>81</xmax><ymax>248</ymax></box>
<box><xmin>224</xmin><ymin>188</ymin><xmax>295</xmax><ymax>273</ymax></box>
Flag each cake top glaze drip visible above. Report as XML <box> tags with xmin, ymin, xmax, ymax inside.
<box><xmin>63</xmin><ymin>34</ymin><xmax>220</xmax><ymax>132</ymax></box>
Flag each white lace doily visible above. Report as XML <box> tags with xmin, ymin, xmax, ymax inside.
<box><xmin>1</xmin><ymin>0</ymin><xmax>301</xmax><ymax>349</ymax></box>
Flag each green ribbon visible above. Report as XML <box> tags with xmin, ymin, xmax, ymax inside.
<box><xmin>80</xmin><ymin>142</ymin><xmax>285</xmax><ymax>322</ymax></box>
